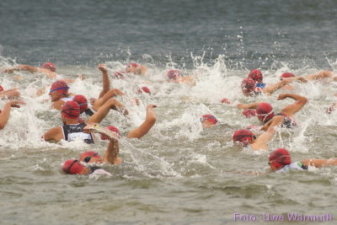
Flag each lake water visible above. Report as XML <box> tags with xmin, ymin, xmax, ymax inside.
<box><xmin>0</xmin><ymin>0</ymin><xmax>337</xmax><ymax>224</ymax></box>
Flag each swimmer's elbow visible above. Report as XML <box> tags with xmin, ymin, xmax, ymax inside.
<box><xmin>300</xmin><ymin>97</ymin><xmax>308</xmax><ymax>105</ymax></box>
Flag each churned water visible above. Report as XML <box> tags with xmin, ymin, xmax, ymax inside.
<box><xmin>1</xmin><ymin>0</ymin><xmax>337</xmax><ymax>225</ymax></box>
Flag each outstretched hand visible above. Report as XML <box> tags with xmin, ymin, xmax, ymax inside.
<box><xmin>98</xmin><ymin>64</ymin><xmax>108</xmax><ymax>73</ymax></box>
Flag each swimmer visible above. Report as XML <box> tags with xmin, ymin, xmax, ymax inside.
<box><xmin>62</xmin><ymin>124</ymin><xmax>121</xmax><ymax>175</ymax></box>
<box><xmin>247</xmin><ymin>69</ymin><xmax>266</xmax><ymax>89</ymax></box>
<box><xmin>43</xmin><ymin>98</ymin><xmax>126</xmax><ymax>143</ymax></box>
<box><xmin>0</xmin><ymin>100</ymin><xmax>25</xmax><ymax>130</ymax></box>
<box><xmin>237</xmin><ymin>93</ymin><xmax>307</xmax><ymax>129</ymax></box>
<box><xmin>166</xmin><ymin>69</ymin><xmax>196</xmax><ymax>86</ymax></box>
<box><xmin>3</xmin><ymin>62</ymin><xmax>57</xmax><ymax>79</ymax></box>
<box><xmin>75</xmin><ymin>104</ymin><xmax>156</xmax><ymax>167</ymax></box>
<box><xmin>200</xmin><ymin>114</ymin><xmax>218</xmax><ymax>128</ymax></box>
<box><xmin>268</xmin><ymin>148</ymin><xmax>337</xmax><ymax>172</ymax></box>
<box><xmin>280</xmin><ymin>70</ymin><xmax>337</xmax><ymax>82</ymax></box>
<box><xmin>90</xmin><ymin>64</ymin><xmax>125</xmax><ymax>112</ymax></box>
<box><xmin>232</xmin><ymin>115</ymin><xmax>285</xmax><ymax>151</ymax></box>
<box><xmin>99</xmin><ymin>104</ymin><xmax>157</xmax><ymax>140</ymax></box>
<box><xmin>125</xmin><ymin>62</ymin><xmax>148</xmax><ymax>75</ymax></box>
<box><xmin>73</xmin><ymin>94</ymin><xmax>95</xmax><ymax>117</ymax></box>
<box><xmin>278</xmin><ymin>72</ymin><xmax>298</xmax><ymax>90</ymax></box>
<box><xmin>241</xmin><ymin>77</ymin><xmax>295</xmax><ymax>97</ymax></box>
<box><xmin>220</xmin><ymin>98</ymin><xmax>231</xmax><ymax>104</ymax></box>
<box><xmin>49</xmin><ymin>80</ymin><xmax>73</xmax><ymax>110</ymax></box>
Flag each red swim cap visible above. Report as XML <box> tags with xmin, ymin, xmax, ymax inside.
<box><xmin>139</xmin><ymin>86</ymin><xmax>151</xmax><ymax>94</ymax></box>
<box><xmin>73</xmin><ymin>95</ymin><xmax>88</xmax><ymax>113</ymax></box>
<box><xmin>41</xmin><ymin>62</ymin><xmax>56</xmax><ymax>72</ymax></box>
<box><xmin>241</xmin><ymin>78</ymin><xmax>256</xmax><ymax>95</ymax></box>
<box><xmin>101</xmin><ymin>125</ymin><xmax>121</xmax><ymax>140</ymax></box>
<box><xmin>200</xmin><ymin>114</ymin><xmax>218</xmax><ymax>125</ymax></box>
<box><xmin>220</xmin><ymin>98</ymin><xmax>231</xmax><ymax>104</ymax></box>
<box><xmin>269</xmin><ymin>148</ymin><xmax>291</xmax><ymax>170</ymax></box>
<box><xmin>232</xmin><ymin>129</ymin><xmax>255</xmax><ymax>145</ymax></box>
<box><xmin>127</xmin><ymin>63</ymin><xmax>140</xmax><ymax>68</ymax></box>
<box><xmin>62</xmin><ymin>159</ymin><xmax>87</xmax><ymax>174</ymax></box>
<box><xmin>242</xmin><ymin>109</ymin><xmax>256</xmax><ymax>118</ymax></box>
<box><xmin>79</xmin><ymin>151</ymin><xmax>101</xmax><ymax>163</ymax></box>
<box><xmin>50</xmin><ymin>80</ymin><xmax>69</xmax><ymax>94</ymax></box>
<box><xmin>280</xmin><ymin>72</ymin><xmax>295</xmax><ymax>79</ymax></box>
<box><xmin>256</xmin><ymin>102</ymin><xmax>274</xmax><ymax>123</ymax></box>
<box><xmin>248</xmin><ymin>69</ymin><xmax>263</xmax><ymax>82</ymax></box>
<box><xmin>61</xmin><ymin>101</ymin><xmax>80</xmax><ymax>119</ymax></box>
<box><xmin>0</xmin><ymin>85</ymin><xmax>4</xmax><ymax>92</ymax></box>
<box><xmin>166</xmin><ymin>69</ymin><xmax>181</xmax><ymax>80</ymax></box>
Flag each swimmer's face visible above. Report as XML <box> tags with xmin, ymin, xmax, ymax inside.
<box><xmin>126</xmin><ymin>64</ymin><xmax>142</xmax><ymax>75</ymax></box>
<box><xmin>49</xmin><ymin>90</ymin><xmax>63</xmax><ymax>102</ymax></box>
<box><xmin>202</xmin><ymin>120</ymin><xmax>216</xmax><ymax>128</ymax></box>
<box><xmin>268</xmin><ymin>160</ymin><xmax>283</xmax><ymax>171</ymax></box>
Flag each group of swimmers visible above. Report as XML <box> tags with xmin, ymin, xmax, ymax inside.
<box><xmin>1</xmin><ymin>61</ymin><xmax>337</xmax><ymax>176</ymax></box>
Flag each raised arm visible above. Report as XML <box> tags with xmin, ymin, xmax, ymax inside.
<box><xmin>127</xmin><ymin>104</ymin><xmax>157</xmax><ymax>139</ymax></box>
<box><xmin>103</xmin><ymin>139</ymin><xmax>122</xmax><ymax>165</ymax></box>
<box><xmin>251</xmin><ymin>115</ymin><xmax>284</xmax><ymax>151</ymax></box>
<box><xmin>278</xmin><ymin>93</ymin><xmax>308</xmax><ymax>117</ymax></box>
<box><xmin>0</xmin><ymin>100</ymin><xmax>24</xmax><ymax>129</ymax></box>
<box><xmin>98</xmin><ymin>64</ymin><xmax>110</xmax><ymax>98</ymax></box>
<box><xmin>3</xmin><ymin>65</ymin><xmax>38</xmax><ymax>73</ymax></box>
<box><xmin>3</xmin><ymin>64</ymin><xmax>56</xmax><ymax>79</ymax></box>
<box><xmin>88</xmin><ymin>98</ymin><xmax>127</xmax><ymax>123</ymax></box>
<box><xmin>92</xmin><ymin>88</ymin><xmax>125</xmax><ymax>111</ymax></box>
<box><xmin>262</xmin><ymin>79</ymin><xmax>291</xmax><ymax>95</ymax></box>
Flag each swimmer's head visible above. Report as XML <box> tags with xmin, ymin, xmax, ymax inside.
<box><xmin>138</xmin><ymin>86</ymin><xmax>151</xmax><ymax>95</ymax></box>
<box><xmin>248</xmin><ymin>69</ymin><xmax>263</xmax><ymax>83</ymax></box>
<box><xmin>50</xmin><ymin>80</ymin><xmax>69</xmax><ymax>94</ymax></box>
<box><xmin>49</xmin><ymin>80</ymin><xmax>69</xmax><ymax>101</ymax></box>
<box><xmin>220</xmin><ymin>98</ymin><xmax>231</xmax><ymax>104</ymax></box>
<box><xmin>41</xmin><ymin>62</ymin><xmax>56</xmax><ymax>72</ymax></box>
<box><xmin>126</xmin><ymin>62</ymin><xmax>146</xmax><ymax>75</ymax></box>
<box><xmin>232</xmin><ymin>129</ymin><xmax>255</xmax><ymax>146</ymax></box>
<box><xmin>62</xmin><ymin>159</ymin><xmax>90</xmax><ymax>175</ymax></box>
<box><xmin>268</xmin><ymin>148</ymin><xmax>291</xmax><ymax>171</ymax></box>
<box><xmin>242</xmin><ymin>109</ymin><xmax>256</xmax><ymax>118</ymax></box>
<box><xmin>166</xmin><ymin>69</ymin><xmax>181</xmax><ymax>81</ymax></box>
<box><xmin>73</xmin><ymin>95</ymin><xmax>88</xmax><ymax>113</ymax></box>
<box><xmin>0</xmin><ymin>85</ymin><xmax>4</xmax><ymax>92</ymax></box>
<box><xmin>280</xmin><ymin>72</ymin><xmax>295</xmax><ymax>80</ymax></box>
<box><xmin>79</xmin><ymin>151</ymin><xmax>103</xmax><ymax>164</ymax></box>
<box><xmin>100</xmin><ymin>125</ymin><xmax>121</xmax><ymax>140</ymax></box>
<box><xmin>61</xmin><ymin>101</ymin><xmax>80</xmax><ymax>120</ymax></box>
<box><xmin>200</xmin><ymin>114</ymin><xmax>218</xmax><ymax>128</ymax></box>
<box><xmin>256</xmin><ymin>102</ymin><xmax>274</xmax><ymax>123</ymax></box>
<box><xmin>241</xmin><ymin>78</ymin><xmax>256</xmax><ymax>96</ymax></box>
